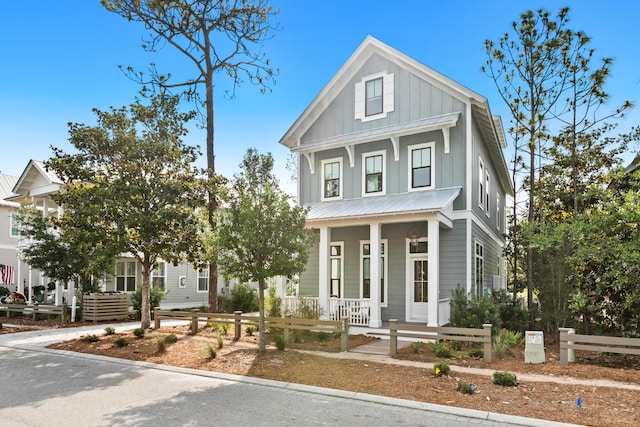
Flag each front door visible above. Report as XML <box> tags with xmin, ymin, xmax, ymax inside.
<box><xmin>407</xmin><ymin>253</ymin><xmax>429</xmax><ymax>322</ymax></box>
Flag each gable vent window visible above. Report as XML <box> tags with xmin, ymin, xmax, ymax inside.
<box><xmin>355</xmin><ymin>72</ymin><xmax>394</xmax><ymax>122</ymax></box>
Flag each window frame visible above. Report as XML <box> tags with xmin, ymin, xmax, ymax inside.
<box><xmin>365</xmin><ymin>77</ymin><xmax>383</xmax><ymax>117</ymax></box>
<box><xmin>474</xmin><ymin>240</ymin><xmax>484</xmax><ymax>297</ymax></box>
<box><xmin>9</xmin><ymin>212</ymin><xmax>19</xmax><ymax>238</ymax></box>
<box><xmin>321</xmin><ymin>157</ymin><xmax>343</xmax><ymax>201</ymax></box>
<box><xmin>478</xmin><ymin>157</ymin><xmax>485</xmax><ymax>210</ymax></box>
<box><xmin>360</xmin><ymin>239</ymin><xmax>389</xmax><ymax>306</ymax></box>
<box><xmin>329</xmin><ymin>242</ymin><xmax>344</xmax><ymax>298</ymax></box>
<box><xmin>485</xmin><ymin>169</ymin><xmax>491</xmax><ymax>217</ymax></box>
<box><xmin>362</xmin><ymin>150</ymin><xmax>386</xmax><ymax>197</ymax></box>
<box><xmin>407</xmin><ymin>142</ymin><xmax>435</xmax><ymax>192</ymax></box>
<box><xmin>355</xmin><ymin>71</ymin><xmax>394</xmax><ymax>123</ymax></box>
<box><xmin>496</xmin><ymin>193</ymin><xmax>501</xmax><ymax>231</ymax></box>
<box><xmin>116</xmin><ymin>260</ymin><xmax>137</xmax><ymax>293</ymax></box>
<box><xmin>197</xmin><ymin>269</ymin><xmax>209</xmax><ymax>293</ymax></box>
<box><xmin>152</xmin><ymin>262</ymin><xmax>166</xmax><ymax>290</ymax></box>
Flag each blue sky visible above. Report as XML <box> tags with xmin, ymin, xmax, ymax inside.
<box><xmin>1</xmin><ymin>1</ymin><xmax>639</xmax><ymax>196</ymax></box>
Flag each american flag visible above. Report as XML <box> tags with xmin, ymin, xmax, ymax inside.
<box><xmin>0</xmin><ymin>264</ymin><xmax>14</xmax><ymax>285</ymax></box>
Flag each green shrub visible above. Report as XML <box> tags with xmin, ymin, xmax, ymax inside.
<box><xmin>456</xmin><ymin>381</ymin><xmax>475</xmax><ymax>395</ymax></box>
<box><xmin>492</xmin><ymin>371</ymin><xmax>518</xmax><ymax>387</ymax></box>
<box><xmin>433</xmin><ymin>362</ymin><xmax>450</xmax><ymax>377</ymax></box>
<box><xmin>114</xmin><ymin>337</ymin><xmax>129</xmax><ymax>347</ymax></box>
<box><xmin>450</xmin><ymin>285</ymin><xmax>501</xmax><ymax>335</ymax></box>
<box><xmin>206</xmin><ymin>343</ymin><xmax>217</xmax><ymax>359</ymax></box>
<box><xmin>104</xmin><ymin>327</ymin><xmax>116</xmax><ymax>336</ymax></box>
<box><xmin>164</xmin><ymin>334</ymin><xmax>178</xmax><ymax>344</ymax></box>
<box><xmin>130</xmin><ymin>286</ymin><xmax>167</xmax><ymax>320</ymax></box>
<box><xmin>430</xmin><ymin>340</ymin><xmax>454</xmax><ymax>358</ymax></box>
<box><xmin>467</xmin><ymin>348</ymin><xmax>484</xmax><ymax>359</ymax></box>
<box><xmin>230</xmin><ymin>283</ymin><xmax>259</xmax><ymax>313</ymax></box>
<box><xmin>409</xmin><ymin>341</ymin><xmax>425</xmax><ymax>353</ymax></box>
<box><xmin>493</xmin><ymin>329</ymin><xmax>523</xmax><ymax>359</ymax></box>
<box><xmin>273</xmin><ymin>332</ymin><xmax>287</xmax><ymax>351</ymax></box>
<box><xmin>133</xmin><ymin>327</ymin><xmax>145</xmax><ymax>338</ymax></box>
<box><xmin>245</xmin><ymin>325</ymin><xmax>255</xmax><ymax>336</ymax></box>
<box><xmin>0</xmin><ymin>285</ymin><xmax>10</xmax><ymax>297</ymax></box>
<box><xmin>216</xmin><ymin>294</ymin><xmax>233</xmax><ymax>313</ymax></box>
<box><xmin>491</xmin><ymin>290</ymin><xmax>528</xmax><ymax>333</ymax></box>
<box><xmin>84</xmin><ymin>334</ymin><xmax>99</xmax><ymax>343</ymax></box>
<box><xmin>217</xmin><ymin>335</ymin><xmax>224</xmax><ymax>349</ymax></box>
<box><xmin>317</xmin><ymin>331</ymin><xmax>330</xmax><ymax>343</ymax></box>
<box><xmin>156</xmin><ymin>337</ymin><xmax>167</xmax><ymax>353</ymax></box>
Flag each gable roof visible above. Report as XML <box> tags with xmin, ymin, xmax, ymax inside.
<box><xmin>0</xmin><ymin>173</ymin><xmax>19</xmax><ymax>208</ymax></box>
<box><xmin>279</xmin><ymin>35</ymin><xmax>513</xmax><ymax>196</ymax></box>
<box><xmin>6</xmin><ymin>160</ymin><xmax>63</xmax><ymax>202</ymax></box>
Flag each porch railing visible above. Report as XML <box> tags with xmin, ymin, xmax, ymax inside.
<box><xmin>438</xmin><ymin>298</ymin><xmax>451</xmax><ymax>326</ymax></box>
<box><xmin>283</xmin><ymin>296</ymin><xmax>371</xmax><ymax>326</ymax></box>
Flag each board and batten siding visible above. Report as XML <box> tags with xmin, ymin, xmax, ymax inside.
<box><xmin>439</xmin><ymin>219</ymin><xmax>468</xmax><ymax>301</ymax></box>
<box><xmin>471</xmin><ymin>221</ymin><xmax>504</xmax><ymax>292</ymax></box>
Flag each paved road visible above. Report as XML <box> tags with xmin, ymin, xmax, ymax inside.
<box><xmin>0</xmin><ymin>324</ymin><xmax>581</xmax><ymax>427</ymax></box>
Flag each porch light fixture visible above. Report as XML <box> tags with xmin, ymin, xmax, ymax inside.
<box><xmin>407</xmin><ymin>225</ymin><xmax>421</xmax><ymax>247</ymax></box>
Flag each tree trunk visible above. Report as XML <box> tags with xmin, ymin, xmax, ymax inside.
<box><xmin>258</xmin><ymin>277</ymin><xmax>266</xmax><ymax>353</ymax></box>
<box><xmin>206</xmin><ymin>69</ymin><xmax>218</xmax><ymax>312</ymax></box>
<box><xmin>141</xmin><ymin>256</ymin><xmax>152</xmax><ymax>329</ymax></box>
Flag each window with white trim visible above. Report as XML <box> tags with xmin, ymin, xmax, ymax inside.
<box><xmin>362</xmin><ymin>150</ymin><xmax>386</xmax><ymax>196</ymax></box>
<box><xmin>355</xmin><ymin>72</ymin><xmax>394</xmax><ymax>122</ymax></box>
<box><xmin>152</xmin><ymin>262</ymin><xmax>166</xmax><ymax>290</ymax></box>
<box><xmin>10</xmin><ymin>213</ymin><xmax>19</xmax><ymax>238</ymax></box>
<box><xmin>116</xmin><ymin>261</ymin><xmax>136</xmax><ymax>292</ymax></box>
<box><xmin>360</xmin><ymin>240</ymin><xmax>388</xmax><ymax>305</ymax></box>
<box><xmin>474</xmin><ymin>240</ymin><xmax>484</xmax><ymax>297</ymax></box>
<box><xmin>198</xmin><ymin>269</ymin><xmax>209</xmax><ymax>292</ymax></box>
<box><xmin>330</xmin><ymin>243</ymin><xmax>344</xmax><ymax>298</ymax></box>
<box><xmin>478</xmin><ymin>157</ymin><xmax>485</xmax><ymax>210</ymax></box>
<box><xmin>408</xmin><ymin>142</ymin><xmax>434</xmax><ymax>191</ymax></box>
<box><xmin>485</xmin><ymin>170</ymin><xmax>490</xmax><ymax>216</ymax></box>
<box><xmin>496</xmin><ymin>193</ymin><xmax>501</xmax><ymax>231</ymax></box>
<box><xmin>321</xmin><ymin>158</ymin><xmax>342</xmax><ymax>200</ymax></box>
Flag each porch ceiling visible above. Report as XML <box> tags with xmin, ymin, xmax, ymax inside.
<box><xmin>305</xmin><ymin>187</ymin><xmax>461</xmax><ymax>223</ymax></box>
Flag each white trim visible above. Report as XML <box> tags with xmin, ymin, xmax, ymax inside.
<box><xmin>407</xmin><ymin>142</ymin><xmax>435</xmax><ymax>192</ymax></box>
<box><xmin>405</xmin><ymin>236</ymin><xmax>429</xmax><ymax>322</ymax></box>
<box><xmin>474</xmin><ymin>239</ymin><xmax>485</xmax><ymax>296</ymax></box>
<box><xmin>485</xmin><ymin>168</ymin><xmax>490</xmax><ymax>218</ymax></box>
<box><xmin>9</xmin><ymin>212</ymin><xmax>20</xmax><ymax>239</ymax></box>
<box><xmin>115</xmin><ymin>260</ymin><xmax>137</xmax><ymax>293</ymax></box>
<box><xmin>197</xmin><ymin>269</ymin><xmax>208</xmax><ymax>293</ymax></box>
<box><xmin>478</xmin><ymin>156</ymin><xmax>485</xmax><ymax>210</ymax></box>
<box><xmin>359</xmin><ymin>239</ymin><xmax>389</xmax><ymax>307</ymax></box>
<box><xmin>303</xmin><ymin>152</ymin><xmax>315</xmax><ymax>174</ymax></box>
<box><xmin>450</xmin><ymin>210</ymin><xmax>506</xmax><ymax>248</ymax></box>
<box><xmin>356</xmin><ymin>71</ymin><xmax>395</xmax><ymax>123</ymax></box>
<box><xmin>361</xmin><ymin>149</ymin><xmax>387</xmax><ymax>197</ymax></box>
<box><xmin>496</xmin><ymin>193</ymin><xmax>501</xmax><ymax>231</ymax></box>
<box><xmin>329</xmin><ymin>241</ymin><xmax>344</xmax><ymax>298</ymax></box>
<box><xmin>320</xmin><ymin>157</ymin><xmax>343</xmax><ymax>201</ymax></box>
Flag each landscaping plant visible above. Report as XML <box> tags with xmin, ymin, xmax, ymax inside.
<box><xmin>409</xmin><ymin>341</ymin><xmax>425</xmax><ymax>353</ymax></box>
<box><xmin>133</xmin><ymin>327</ymin><xmax>145</xmax><ymax>338</ymax></box>
<box><xmin>433</xmin><ymin>362</ymin><xmax>450</xmax><ymax>377</ymax></box>
<box><xmin>104</xmin><ymin>327</ymin><xmax>116</xmax><ymax>336</ymax></box>
<box><xmin>492</xmin><ymin>371</ymin><xmax>518</xmax><ymax>387</ymax></box>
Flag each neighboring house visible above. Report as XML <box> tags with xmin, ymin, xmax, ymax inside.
<box><xmin>5</xmin><ymin>160</ymin><xmax>249</xmax><ymax>309</ymax></box>
<box><xmin>279</xmin><ymin>36</ymin><xmax>513</xmax><ymax>327</ymax></box>
<box><xmin>0</xmin><ymin>172</ymin><xmax>30</xmax><ymax>292</ymax></box>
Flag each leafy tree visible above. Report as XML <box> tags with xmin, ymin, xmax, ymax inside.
<box><xmin>47</xmin><ymin>94</ymin><xmax>206</xmax><ymax>328</ymax></box>
<box><xmin>102</xmin><ymin>0</ymin><xmax>280</xmax><ymax>311</ymax></box>
<box><xmin>213</xmin><ymin>149</ymin><xmax>316</xmax><ymax>352</ymax></box>
<box><xmin>17</xmin><ymin>204</ymin><xmax>117</xmax><ymax>297</ymax></box>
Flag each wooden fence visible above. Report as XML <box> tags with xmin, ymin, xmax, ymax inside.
<box><xmin>154</xmin><ymin>309</ymin><xmax>350</xmax><ymax>351</ymax></box>
<box><xmin>83</xmin><ymin>293</ymin><xmax>129</xmax><ymax>323</ymax></box>
<box><xmin>559</xmin><ymin>328</ymin><xmax>640</xmax><ymax>366</ymax></box>
<box><xmin>0</xmin><ymin>303</ymin><xmax>66</xmax><ymax>322</ymax></box>
<box><xmin>383</xmin><ymin>320</ymin><xmax>493</xmax><ymax>363</ymax></box>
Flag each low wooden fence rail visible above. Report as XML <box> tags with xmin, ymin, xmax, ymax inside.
<box><xmin>153</xmin><ymin>309</ymin><xmax>350</xmax><ymax>352</ymax></box>
<box><xmin>559</xmin><ymin>328</ymin><xmax>640</xmax><ymax>366</ymax></box>
<box><xmin>0</xmin><ymin>303</ymin><xmax>66</xmax><ymax>322</ymax></box>
<box><xmin>379</xmin><ymin>320</ymin><xmax>493</xmax><ymax>363</ymax></box>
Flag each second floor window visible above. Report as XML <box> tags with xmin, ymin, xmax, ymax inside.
<box><xmin>363</xmin><ymin>151</ymin><xmax>385</xmax><ymax>195</ymax></box>
<box><xmin>365</xmin><ymin>77</ymin><xmax>383</xmax><ymax>116</ymax></box>
<box><xmin>322</xmin><ymin>158</ymin><xmax>342</xmax><ymax>200</ymax></box>
<box><xmin>10</xmin><ymin>213</ymin><xmax>19</xmax><ymax>237</ymax></box>
<box><xmin>409</xmin><ymin>143</ymin><xmax>434</xmax><ymax>190</ymax></box>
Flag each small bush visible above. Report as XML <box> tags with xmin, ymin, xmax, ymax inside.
<box><xmin>317</xmin><ymin>331</ymin><xmax>330</xmax><ymax>343</ymax></box>
<box><xmin>84</xmin><ymin>334</ymin><xmax>99</xmax><ymax>343</ymax></box>
<box><xmin>493</xmin><ymin>329</ymin><xmax>523</xmax><ymax>359</ymax></box>
<box><xmin>245</xmin><ymin>325</ymin><xmax>255</xmax><ymax>336</ymax></box>
<box><xmin>133</xmin><ymin>327</ymin><xmax>145</xmax><ymax>338</ymax></box>
<box><xmin>266</xmin><ymin>284</ymin><xmax>282</xmax><ymax>317</ymax></box>
<box><xmin>230</xmin><ymin>283</ymin><xmax>259</xmax><ymax>313</ymax></box>
<box><xmin>162</xmin><ymin>334</ymin><xmax>178</xmax><ymax>344</ymax></box>
<box><xmin>156</xmin><ymin>337</ymin><xmax>167</xmax><ymax>353</ymax></box>
<box><xmin>217</xmin><ymin>335</ymin><xmax>224</xmax><ymax>349</ymax></box>
<box><xmin>430</xmin><ymin>340</ymin><xmax>454</xmax><ymax>358</ymax></box>
<box><xmin>0</xmin><ymin>285</ymin><xmax>10</xmax><ymax>297</ymax></box>
<box><xmin>409</xmin><ymin>341</ymin><xmax>425</xmax><ymax>353</ymax></box>
<box><xmin>433</xmin><ymin>362</ymin><xmax>450</xmax><ymax>377</ymax></box>
<box><xmin>451</xmin><ymin>341</ymin><xmax>463</xmax><ymax>351</ymax></box>
<box><xmin>104</xmin><ymin>327</ymin><xmax>116</xmax><ymax>336</ymax></box>
<box><xmin>206</xmin><ymin>343</ymin><xmax>217</xmax><ymax>359</ymax></box>
<box><xmin>114</xmin><ymin>338</ymin><xmax>129</xmax><ymax>347</ymax></box>
<box><xmin>273</xmin><ymin>332</ymin><xmax>287</xmax><ymax>351</ymax></box>
<box><xmin>456</xmin><ymin>381</ymin><xmax>475</xmax><ymax>395</ymax></box>
<box><xmin>492</xmin><ymin>371</ymin><xmax>518</xmax><ymax>387</ymax></box>
<box><xmin>467</xmin><ymin>348</ymin><xmax>484</xmax><ymax>359</ymax></box>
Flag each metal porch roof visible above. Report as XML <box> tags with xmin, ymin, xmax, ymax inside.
<box><xmin>305</xmin><ymin>187</ymin><xmax>461</xmax><ymax>222</ymax></box>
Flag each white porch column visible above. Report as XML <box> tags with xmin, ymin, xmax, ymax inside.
<box><xmin>369</xmin><ymin>222</ymin><xmax>382</xmax><ymax>327</ymax></box>
<box><xmin>427</xmin><ymin>219</ymin><xmax>440</xmax><ymax>327</ymax></box>
<box><xmin>318</xmin><ymin>226</ymin><xmax>331</xmax><ymax>320</ymax></box>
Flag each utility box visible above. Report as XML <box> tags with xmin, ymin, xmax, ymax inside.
<box><xmin>524</xmin><ymin>330</ymin><xmax>545</xmax><ymax>363</ymax></box>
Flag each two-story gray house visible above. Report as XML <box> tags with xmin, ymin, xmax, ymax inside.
<box><xmin>280</xmin><ymin>36</ymin><xmax>512</xmax><ymax>328</ymax></box>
